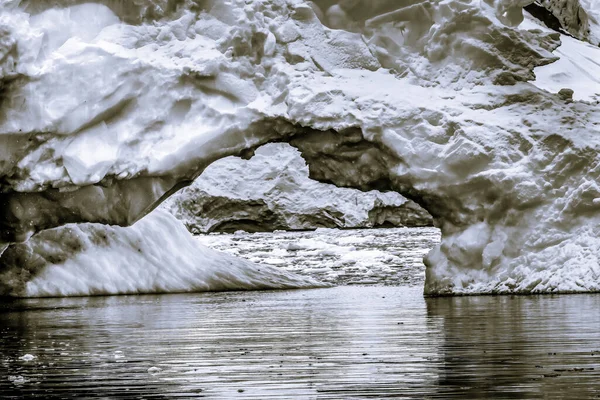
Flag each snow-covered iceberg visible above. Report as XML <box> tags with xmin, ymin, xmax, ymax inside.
<box><xmin>163</xmin><ymin>143</ymin><xmax>432</xmax><ymax>233</ymax></box>
<box><xmin>0</xmin><ymin>209</ymin><xmax>323</xmax><ymax>297</ymax></box>
<box><xmin>1</xmin><ymin>0</ymin><xmax>600</xmax><ymax>295</ymax></box>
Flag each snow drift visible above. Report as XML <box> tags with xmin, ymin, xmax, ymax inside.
<box><xmin>1</xmin><ymin>0</ymin><xmax>600</xmax><ymax>295</ymax></box>
<box><xmin>163</xmin><ymin>143</ymin><xmax>432</xmax><ymax>233</ymax></box>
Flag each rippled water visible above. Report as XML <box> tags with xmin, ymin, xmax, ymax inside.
<box><xmin>196</xmin><ymin>227</ymin><xmax>441</xmax><ymax>286</ymax></box>
<box><xmin>2</xmin><ymin>287</ymin><xmax>600</xmax><ymax>398</ymax></box>
<box><xmin>2</xmin><ymin>228</ymin><xmax>600</xmax><ymax>399</ymax></box>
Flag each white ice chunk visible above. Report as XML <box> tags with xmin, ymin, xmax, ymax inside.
<box><xmin>1</xmin><ymin>210</ymin><xmax>324</xmax><ymax>297</ymax></box>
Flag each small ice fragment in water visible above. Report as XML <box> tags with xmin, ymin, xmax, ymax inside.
<box><xmin>148</xmin><ymin>366</ymin><xmax>162</xmax><ymax>374</ymax></box>
<box><xmin>8</xmin><ymin>375</ymin><xmax>29</xmax><ymax>385</ymax></box>
<box><xmin>114</xmin><ymin>351</ymin><xmax>127</xmax><ymax>362</ymax></box>
<box><xmin>19</xmin><ymin>354</ymin><xmax>36</xmax><ymax>361</ymax></box>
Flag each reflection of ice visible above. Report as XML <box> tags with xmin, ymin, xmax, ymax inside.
<box><xmin>3</xmin><ymin>286</ymin><xmax>599</xmax><ymax>397</ymax></box>
<box><xmin>8</xmin><ymin>375</ymin><xmax>29</xmax><ymax>385</ymax></box>
<box><xmin>196</xmin><ymin>227</ymin><xmax>441</xmax><ymax>286</ymax></box>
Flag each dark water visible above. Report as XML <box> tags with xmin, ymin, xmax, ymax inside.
<box><xmin>1</xmin><ymin>286</ymin><xmax>600</xmax><ymax>399</ymax></box>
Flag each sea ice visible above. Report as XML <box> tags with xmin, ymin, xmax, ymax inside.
<box><xmin>196</xmin><ymin>227</ymin><xmax>440</xmax><ymax>287</ymax></box>
<box><xmin>148</xmin><ymin>366</ymin><xmax>162</xmax><ymax>375</ymax></box>
<box><xmin>8</xmin><ymin>375</ymin><xmax>28</xmax><ymax>385</ymax></box>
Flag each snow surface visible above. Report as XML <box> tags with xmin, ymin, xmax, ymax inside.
<box><xmin>162</xmin><ymin>143</ymin><xmax>432</xmax><ymax>233</ymax></box>
<box><xmin>534</xmin><ymin>33</ymin><xmax>600</xmax><ymax>101</ymax></box>
<box><xmin>525</xmin><ymin>16</ymin><xmax>600</xmax><ymax>101</ymax></box>
<box><xmin>0</xmin><ymin>209</ymin><xmax>324</xmax><ymax>297</ymax></box>
<box><xmin>1</xmin><ymin>0</ymin><xmax>600</xmax><ymax>295</ymax></box>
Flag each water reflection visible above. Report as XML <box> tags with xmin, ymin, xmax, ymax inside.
<box><xmin>1</xmin><ymin>288</ymin><xmax>600</xmax><ymax>398</ymax></box>
<box><xmin>427</xmin><ymin>294</ymin><xmax>600</xmax><ymax>399</ymax></box>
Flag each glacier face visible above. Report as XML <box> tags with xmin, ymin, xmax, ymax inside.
<box><xmin>162</xmin><ymin>143</ymin><xmax>432</xmax><ymax>233</ymax></box>
<box><xmin>1</xmin><ymin>0</ymin><xmax>600</xmax><ymax>295</ymax></box>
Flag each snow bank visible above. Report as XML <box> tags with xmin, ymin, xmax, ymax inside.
<box><xmin>0</xmin><ymin>209</ymin><xmax>323</xmax><ymax>297</ymax></box>
<box><xmin>1</xmin><ymin>0</ymin><xmax>599</xmax><ymax>295</ymax></box>
<box><xmin>162</xmin><ymin>143</ymin><xmax>432</xmax><ymax>232</ymax></box>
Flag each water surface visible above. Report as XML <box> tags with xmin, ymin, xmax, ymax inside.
<box><xmin>2</xmin><ymin>286</ymin><xmax>600</xmax><ymax>399</ymax></box>
<box><xmin>196</xmin><ymin>227</ymin><xmax>440</xmax><ymax>286</ymax></box>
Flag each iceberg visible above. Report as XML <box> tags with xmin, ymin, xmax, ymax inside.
<box><xmin>0</xmin><ymin>209</ymin><xmax>323</xmax><ymax>297</ymax></box>
<box><xmin>163</xmin><ymin>143</ymin><xmax>432</xmax><ymax>233</ymax></box>
<box><xmin>1</xmin><ymin>0</ymin><xmax>599</xmax><ymax>295</ymax></box>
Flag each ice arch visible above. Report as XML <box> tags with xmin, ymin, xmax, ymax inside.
<box><xmin>1</xmin><ymin>0</ymin><xmax>599</xmax><ymax>295</ymax></box>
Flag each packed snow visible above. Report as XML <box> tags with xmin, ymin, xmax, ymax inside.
<box><xmin>1</xmin><ymin>0</ymin><xmax>600</xmax><ymax>295</ymax></box>
<box><xmin>525</xmin><ymin>15</ymin><xmax>600</xmax><ymax>101</ymax></box>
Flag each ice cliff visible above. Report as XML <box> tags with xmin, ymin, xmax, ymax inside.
<box><xmin>1</xmin><ymin>0</ymin><xmax>600</xmax><ymax>295</ymax></box>
<box><xmin>163</xmin><ymin>143</ymin><xmax>432</xmax><ymax>233</ymax></box>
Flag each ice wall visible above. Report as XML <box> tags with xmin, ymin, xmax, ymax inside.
<box><xmin>1</xmin><ymin>0</ymin><xmax>599</xmax><ymax>294</ymax></box>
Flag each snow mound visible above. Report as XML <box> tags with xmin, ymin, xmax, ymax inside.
<box><xmin>0</xmin><ymin>0</ymin><xmax>599</xmax><ymax>295</ymax></box>
<box><xmin>162</xmin><ymin>143</ymin><xmax>432</xmax><ymax>232</ymax></box>
<box><xmin>0</xmin><ymin>209</ymin><xmax>324</xmax><ymax>297</ymax></box>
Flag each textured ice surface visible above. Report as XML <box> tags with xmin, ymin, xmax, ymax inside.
<box><xmin>197</xmin><ymin>227</ymin><xmax>440</xmax><ymax>286</ymax></box>
<box><xmin>163</xmin><ymin>143</ymin><xmax>432</xmax><ymax>233</ymax></box>
<box><xmin>0</xmin><ymin>210</ymin><xmax>324</xmax><ymax>297</ymax></box>
<box><xmin>537</xmin><ymin>0</ymin><xmax>600</xmax><ymax>45</ymax></box>
<box><xmin>1</xmin><ymin>0</ymin><xmax>599</xmax><ymax>294</ymax></box>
